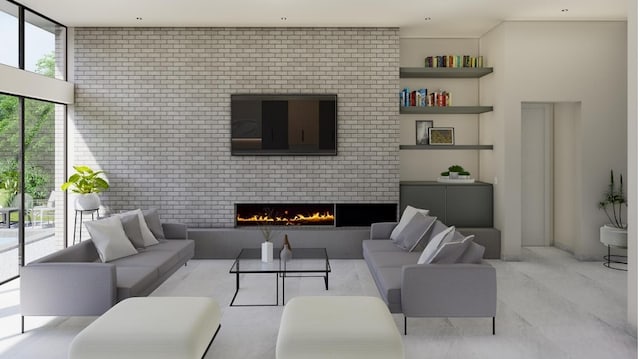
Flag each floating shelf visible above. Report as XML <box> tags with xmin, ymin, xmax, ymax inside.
<box><xmin>400</xmin><ymin>67</ymin><xmax>493</xmax><ymax>78</ymax></box>
<box><xmin>400</xmin><ymin>106</ymin><xmax>493</xmax><ymax>115</ymax></box>
<box><xmin>400</xmin><ymin>145</ymin><xmax>494</xmax><ymax>150</ymax></box>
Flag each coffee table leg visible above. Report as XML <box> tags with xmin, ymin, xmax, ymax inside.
<box><xmin>325</xmin><ymin>270</ymin><xmax>329</xmax><ymax>290</ymax></box>
<box><xmin>230</xmin><ymin>272</ymin><xmax>241</xmax><ymax>306</ymax></box>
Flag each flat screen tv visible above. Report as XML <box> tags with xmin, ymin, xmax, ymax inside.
<box><xmin>231</xmin><ymin>94</ymin><xmax>337</xmax><ymax>155</ymax></box>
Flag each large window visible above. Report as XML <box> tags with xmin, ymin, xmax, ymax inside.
<box><xmin>0</xmin><ymin>0</ymin><xmax>66</xmax><ymax>284</ymax></box>
<box><xmin>0</xmin><ymin>1</ymin><xmax>18</xmax><ymax>68</ymax></box>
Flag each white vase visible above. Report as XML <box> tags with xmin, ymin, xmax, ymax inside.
<box><xmin>75</xmin><ymin>193</ymin><xmax>101</xmax><ymax>210</ymax></box>
<box><xmin>600</xmin><ymin>224</ymin><xmax>628</xmax><ymax>248</ymax></box>
<box><xmin>261</xmin><ymin>241</ymin><xmax>273</xmax><ymax>263</ymax></box>
<box><xmin>449</xmin><ymin>172</ymin><xmax>459</xmax><ymax>179</ymax></box>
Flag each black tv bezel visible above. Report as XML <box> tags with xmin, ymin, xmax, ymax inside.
<box><xmin>230</xmin><ymin>94</ymin><xmax>338</xmax><ymax>156</ymax></box>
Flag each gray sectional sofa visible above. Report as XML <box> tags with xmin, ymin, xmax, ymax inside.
<box><xmin>364</xmin><ymin>221</ymin><xmax>497</xmax><ymax>334</ymax></box>
<box><xmin>20</xmin><ymin>223</ymin><xmax>194</xmax><ymax>331</ymax></box>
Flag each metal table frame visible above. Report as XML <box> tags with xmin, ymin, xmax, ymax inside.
<box><xmin>229</xmin><ymin>247</ymin><xmax>331</xmax><ymax>307</ymax></box>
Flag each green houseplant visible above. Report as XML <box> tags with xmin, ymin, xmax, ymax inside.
<box><xmin>61</xmin><ymin>165</ymin><xmax>109</xmax><ymax>210</ymax></box>
<box><xmin>598</xmin><ymin>170</ymin><xmax>627</xmax><ymax>250</ymax></box>
<box><xmin>447</xmin><ymin>164</ymin><xmax>465</xmax><ymax>179</ymax></box>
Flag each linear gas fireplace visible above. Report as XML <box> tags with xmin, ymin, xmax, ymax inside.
<box><xmin>235</xmin><ymin>203</ymin><xmax>397</xmax><ymax>227</ymax></box>
<box><xmin>236</xmin><ymin>203</ymin><xmax>335</xmax><ymax>227</ymax></box>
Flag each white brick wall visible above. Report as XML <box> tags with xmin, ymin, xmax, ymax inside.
<box><xmin>73</xmin><ymin>27</ymin><xmax>399</xmax><ymax>227</ymax></box>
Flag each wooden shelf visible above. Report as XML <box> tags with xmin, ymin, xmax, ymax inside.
<box><xmin>400</xmin><ymin>67</ymin><xmax>493</xmax><ymax>78</ymax></box>
<box><xmin>400</xmin><ymin>106</ymin><xmax>493</xmax><ymax>115</ymax></box>
<box><xmin>400</xmin><ymin>145</ymin><xmax>494</xmax><ymax>150</ymax></box>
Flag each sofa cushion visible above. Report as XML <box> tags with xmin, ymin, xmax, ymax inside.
<box><xmin>417</xmin><ymin>226</ymin><xmax>455</xmax><ymax>264</ymax></box>
<box><xmin>117</xmin><ymin>209</ymin><xmax>159</xmax><ymax>247</ymax></box>
<box><xmin>431</xmin><ymin>235</ymin><xmax>474</xmax><ymax>264</ymax></box>
<box><xmin>119</xmin><ymin>213</ymin><xmax>145</xmax><ymax>248</ymax></box>
<box><xmin>110</xmin><ymin>249</ymin><xmax>180</xmax><ymax>275</ymax></box>
<box><xmin>372</xmin><ymin>267</ymin><xmax>402</xmax><ymax>313</ymax></box>
<box><xmin>458</xmin><ymin>242</ymin><xmax>486</xmax><ymax>264</ymax></box>
<box><xmin>390</xmin><ymin>205</ymin><xmax>429</xmax><ymax>241</ymax></box>
<box><xmin>115</xmin><ymin>266</ymin><xmax>159</xmax><ymax>300</ymax></box>
<box><xmin>367</xmin><ymin>251</ymin><xmax>422</xmax><ymax>269</ymax></box>
<box><xmin>85</xmin><ymin>216</ymin><xmax>139</xmax><ymax>263</ymax></box>
<box><xmin>362</xmin><ymin>240</ymin><xmax>401</xmax><ymax>261</ymax></box>
<box><xmin>145</xmin><ymin>239</ymin><xmax>194</xmax><ymax>262</ymax></box>
<box><xmin>143</xmin><ymin>208</ymin><xmax>166</xmax><ymax>239</ymax></box>
<box><xmin>391</xmin><ymin>213</ymin><xmax>437</xmax><ymax>252</ymax></box>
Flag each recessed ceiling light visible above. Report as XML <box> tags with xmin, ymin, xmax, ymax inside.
<box><xmin>424</xmin><ymin>17</ymin><xmax>432</xmax><ymax>21</ymax></box>
<box><xmin>136</xmin><ymin>17</ymin><xmax>143</xmax><ymax>21</ymax></box>
<box><xmin>561</xmin><ymin>9</ymin><xmax>569</xmax><ymax>12</ymax></box>
<box><xmin>280</xmin><ymin>17</ymin><xmax>287</xmax><ymax>21</ymax></box>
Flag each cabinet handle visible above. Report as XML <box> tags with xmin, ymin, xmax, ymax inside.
<box><xmin>302</xmin><ymin>130</ymin><xmax>305</xmax><ymax>142</ymax></box>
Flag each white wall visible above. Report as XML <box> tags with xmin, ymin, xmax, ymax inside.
<box><xmin>399</xmin><ymin>38</ymin><xmax>484</xmax><ymax>181</ymax></box>
<box><xmin>480</xmin><ymin>21</ymin><xmax>628</xmax><ymax>260</ymax></box>
<box><xmin>626</xmin><ymin>0</ymin><xmax>638</xmax><ymax>335</ymax></box>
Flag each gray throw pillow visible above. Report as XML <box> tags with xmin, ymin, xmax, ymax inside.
<box><xmin>120</xmin><ymin>213</ymin><xmax>145</xmax><ymax>248</ymax></box>
<box><xmin>85</xmin><ymin>216</ymin><xmax>138</xmax><ymax>262</ymax></box>
<box><xmin>458</xmin><ymin>241</ymin><xmax>486</xmax><ymax>264</ymax></box>
<box><xmin>143</xmin><ymin>208</ymin><xmax>165</xmax><ymax>239</ymax></box>
<box><xmin>391</xmin><ymin>213</ymin><xmax>435</xmax><ymax>251</ymax></box>
<box><xmin>412</xmin><ymin>219</ymin><xmax>448</xmax><ymax>252</ymax></box>
<box><xmin>430</xmin><ymin>235</ymin><xmax>474</xmax><ymax>264</ymax></box>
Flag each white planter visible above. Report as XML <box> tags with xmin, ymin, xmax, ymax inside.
<box><xmin>448</xmin><ymin>172</ymin><xmax>459</xmax><ymax>179</ymax></box>
<box><xmin>75</xmin><ymin>193</ymin><xmax>101</xmax><ymax>210</ymax></box>
<box><xmin>600</xmin><ymin>224</ymin><xmax>627</xmax><ymax>249</ymax></box>
<box><xmin>261</xmin><ymin>241</ymin><xmax>273</xmax><ymax>263</ymax></box>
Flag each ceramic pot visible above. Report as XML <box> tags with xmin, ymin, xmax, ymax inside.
<box><xmin>600</xmin><ymin>224</ymin><xmax>627</xmax><ymax>248</ymax></box>
<box><xmin>75</xmin><ymin>193</ymin><xmax>100</xmax><ymax>210</ymax></box>
<box><xmin>448</xmin><ymin>172</ymin><xmax>459</xmax><ymax>179</ymax></box>
<box><xmin>261</xmin><ymin>241</ymin><xmax>273</xmax><ymax>263</ymax></box>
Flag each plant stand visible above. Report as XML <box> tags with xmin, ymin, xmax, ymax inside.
<box><xmin>73</xmin><ymin>208</ymin><xmax>99</xmax><ymax>245</ymax></box>
<box><xmin>603</xmin><ymin>245</ymin><xmax>627</xmax><ymax>271</ymax></box>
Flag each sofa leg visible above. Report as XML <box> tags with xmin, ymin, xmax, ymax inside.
<box><xmin>404</xmin><ymin>315</ymin><xmax>407</xmax><ymax>335</ymax></box>
<box><xmin>492</xmin><ymin>317</ymin><xmax>495</xmax><ymax>335</ymax></box>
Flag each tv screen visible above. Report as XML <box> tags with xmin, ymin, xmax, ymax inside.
<box><xmin>231</xmin><ymin>94</ymin><xmax>337</xmax><ymax>155</ymax></box>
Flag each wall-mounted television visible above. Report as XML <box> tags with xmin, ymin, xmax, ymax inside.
<box><xmin>231</xmin><ymin>94</ymin><xmax>337</xmax><ymax>155</ymax></box>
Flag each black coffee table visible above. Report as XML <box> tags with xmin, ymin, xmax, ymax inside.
<box><xmin>229</xmin><ymin>247</ymin><xmax>331</xmax><ymax>306</ymax></box>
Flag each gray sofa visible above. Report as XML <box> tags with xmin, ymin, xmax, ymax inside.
<box><xmin>20</xmin><ymin>223</ymin><xmax>194</xmax><ymax>332</ymax></box>
<box><xmin>364</xmin><ymin>221</ymin><xmax>497</xmax><ymax>334</ymax></box>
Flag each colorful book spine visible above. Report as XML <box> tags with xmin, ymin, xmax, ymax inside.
<box><xmin>423</xmin><ymin>55</ymin><xmax>485</xmax><ymax>68</ymax></box>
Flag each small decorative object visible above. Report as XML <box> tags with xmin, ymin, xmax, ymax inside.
<box><xmin>61</xmin><ymin>165</ymin><xmax>110</xmax><ymax>210</ymax></box>
<box><xmin>259</xmin><ymin>215</ymin><xmax>275</xmax><ymax>263</ymax></box>
<box><xmin>447</xmin><ymin>165</ymin><xmax>465</xmax><ymax>179</ymax></box>
<box><xmin>428</xmin><ymin>127</ymin><xmax>454</xmax><ymax>145</ymax></box>
<box><xmin>415</xmin><ymin>120</ymin><xmax>433</xmax><ymax>145</ymax></box>
<box><xmin>438</xmin><ymin>165</ymin><xmax>475</xmax><ymax>183</ymax></box>
<box><xmin>280</xmin><ymin>234</ymin><xmax>292</xmax><ymax>263</ymax></box>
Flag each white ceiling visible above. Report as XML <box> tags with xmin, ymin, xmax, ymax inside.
<box><xmin>18</xmin><ymin>0</ymin><xmax>628</xmax><ymax>37</ymax></box>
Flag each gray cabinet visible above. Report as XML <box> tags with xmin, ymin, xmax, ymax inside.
<box><xmin>400</xmin><ymin>181</ymin><xmax>493</xmax><ymax>227</ymax></box>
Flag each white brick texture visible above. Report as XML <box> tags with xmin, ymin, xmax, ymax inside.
<box><xmin>73</xmin><ymin>27</ymin><xmax>399</xmax><ymax>227</ymax></box>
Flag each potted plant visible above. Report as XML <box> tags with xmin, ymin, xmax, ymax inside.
<box><xmin>448</xmin><ymin>165</ymin><xmax>465</xmax><ymax>179</ymax></box>
<box><xmin>61</xmin><ymin>165</ymin><xmax>110</xmax><ymax>210</ymax></box>
<box><xmin>598</xmin><ymin>170</ymin><xmax>627</xmax><ymax>248</ymax></box>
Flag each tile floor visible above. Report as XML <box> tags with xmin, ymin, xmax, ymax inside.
<box><xmin>0</xmin><ymin>246</ymin><xmax>636</xmax><ymax>358</ymax></box>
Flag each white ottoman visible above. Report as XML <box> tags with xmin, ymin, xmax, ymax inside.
<box><xmin>69</xmin><ymin>297</ymin><xmax>221</xmax><ymax>359</ymax></box>
<box><xmin>276</xmin><ymin>296</ymin><xmax>404</xmax><ymax>359</ymax></box>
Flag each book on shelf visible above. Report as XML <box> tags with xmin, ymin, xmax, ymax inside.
<box><xmin>400</xmin><ymin>88</ymin><xmax>451</xmax><ymax>107</ymax></box>
<box><xmin>424</xmin><ymin>55</ymin><xmax>484</xmax><ymax>68</ymax></box>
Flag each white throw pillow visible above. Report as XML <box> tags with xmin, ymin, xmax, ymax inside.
<box><xmin>117</xmin><ymin>209</ymin><xmax>159</xmax><ymax>247</ymax></box>
<box><xmin>390</xmin><ymin>205</ymin><xmax>430</xmax><ymax>241</ymax></box>
<box><xmin>431</xmin><ymin>235</ymin><xmax>474</xmax><ymax>264</ymax></box>
<box><xmin>85</xmin><ymin>216</ymin><xmax>138</xmax><ymax>262</ymax></box>
<box><xmin>417</xmin><ymin>226</ymin><xmax>455</xmax><ymax>264</ymax></box>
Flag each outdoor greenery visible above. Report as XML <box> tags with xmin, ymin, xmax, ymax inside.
<box><xmin>0</xmin><ymin>52</ymin><xmax>55</xmax><ymax>203</ymax></box>
<box><xmin>598</xmin><ymin>170</ymin><xmax>626</xmax><ymax>229</ymax></box>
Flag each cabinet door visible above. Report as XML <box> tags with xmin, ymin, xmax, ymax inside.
<box><xmin>446</xmin><ymin>186</ymin><xmax>493</xmax><ymax>227</ymax></box>
<box><xmin>288</xmin><ymin>100</ymin><xmax>319</xmax><ymax>149</ymax></box>
<box><xmin>400</xmin><ymin>185</ymin><xmax>446</xmax><ymax>220</ymax></box>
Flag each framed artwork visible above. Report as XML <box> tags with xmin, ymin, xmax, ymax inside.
<box><xmin>428</xmin><ymin>127</ymin><xmax>455</xmax><ymax>145</ymax></box>
<box><xmin>415</xmin><ymin>120</ymin><xmax>433</xmax><ymax>145</ymax></box>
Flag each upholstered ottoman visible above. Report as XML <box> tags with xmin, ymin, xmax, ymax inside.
<box><xmin>276</xmin><ymin>296</ymin><xmax>404</xmax><ymax>359</ymax></box>
<box><xmin>69</xmin><ymin>297</ymin><xmax>221</xmax><ymax>359</ymax></box>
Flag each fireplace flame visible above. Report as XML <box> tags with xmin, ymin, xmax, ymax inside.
<box><xmin>237</xmin><ymin>211</ymin><xmax>335</xmax><ymax>226</ymax></box>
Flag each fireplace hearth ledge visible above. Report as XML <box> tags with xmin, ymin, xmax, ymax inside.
<box><xmin>189</xmin><ymin>227</ymin><xmax>371</xmax><ymax>259</ymax></box>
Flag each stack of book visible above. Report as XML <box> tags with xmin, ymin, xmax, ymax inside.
<box><xmin>400</xmin><ymin>88</ymin><xmax>451</xmax><ymax>107</ymax></box>
<box><xmin>424</xmin><ymin>55</ymin><xmax>484</xmax><ymax>68</ymax></box>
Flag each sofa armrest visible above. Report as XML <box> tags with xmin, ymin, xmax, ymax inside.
<box><xmin>370</xmin><ymin>222</ymin><xmax>398</xmax><ymax>240</ymax></box>
<box><xmin>401</xmin><ymin>263</ymin><xmax>496</xmax><ymax>318</ymax></box>
<box><xmin>162</xmin><ymin>222</ymin><xmax>187</xmax><ymax>239</ymax></box>
<box><xmin>20</xmin><ymin>262</ymin><xmax>117</xmax><ymax>316</ymax></box>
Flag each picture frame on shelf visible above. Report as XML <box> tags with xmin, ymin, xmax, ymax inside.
<box><xmin>415</xmin><ymin>120</ymin><xmax>433</xmax><ymax>145</ymax></box>
<box><xmin>428</xmin><ymin>127</ymin><xmax>455</xmax><ymax>145</ymax></box>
